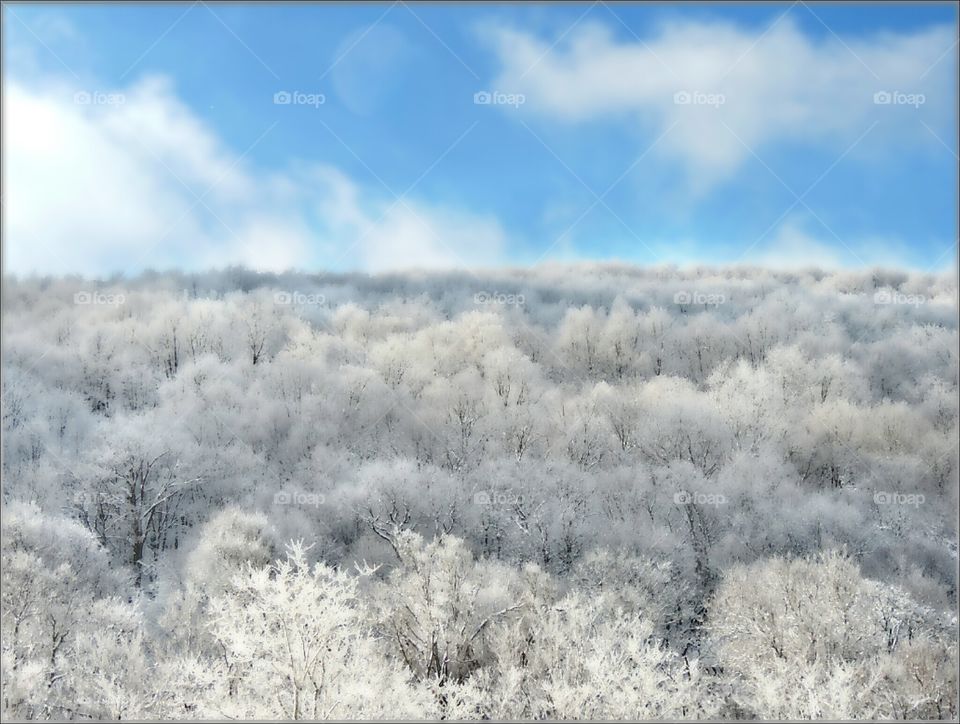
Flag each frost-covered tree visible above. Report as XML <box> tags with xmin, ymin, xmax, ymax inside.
<box><xmin>371</xmin><ymin>531</ymin><xmax>527</xmax><ymax>686</ymax></box>
<box><xmin>1</xmin><ymin>504</ymin><xmax>149</xmax><ymax>720</ymax></box>
<box><xmin>709</xmin><ymin>552</ymin><xmax>958</xmax><ymax>720</ymax></box>
<box><xmin>200</xmin><ymin>542</ymin><xmax>431</xmax><ymax>720</ymax></box>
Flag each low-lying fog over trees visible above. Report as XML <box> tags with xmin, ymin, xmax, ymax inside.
<box><xmin>2</xmin><ymin>264</ymin><xmax>957</xmax><ymax>719</ymax></box>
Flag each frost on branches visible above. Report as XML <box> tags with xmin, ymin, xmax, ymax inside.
<box><xmin>2</xmin><ymin>265</ymin><xmax>957</xmax><ymax>720</ymax></box>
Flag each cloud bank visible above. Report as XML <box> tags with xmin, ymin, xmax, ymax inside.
<box><xmin>5</xmin><ymin>75</ymin><xmax>507</xmax><ymax>276</ymax></box>
<box><xmin>487</xmin><ymin>16</ymin><xmax>954</xmax><ymax>186</ymax></box>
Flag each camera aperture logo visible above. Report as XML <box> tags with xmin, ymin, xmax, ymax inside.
<box><xmin>674</xmin><ymin>490</ymin><xmax>727</xmax><ymax>507</ymax></box>
<box><xmin>474</xmin><ymin>490</ymin><xmax>523</xmax><ymax>506</ymax></box>
<box><xmin>873</xmin><ymin>90</ymin><xmax>925</xmax><ymax>108</ymax></box>
<box><xmin>673</xmin><ymin>90</ymin><xmax>725</xmax><ymax>108</ymax></box>
<box><xmin>74</xmin><ymin>90</ymin><xmax>125</xmax><ymax>106</ymax></box>
<box><xmin>74</xmin><ymin>291</ymin><xmax>126</xmax><ymax>306</ymax></box>
<box><xmin>673</xmin><ymin>290</ymin><xmax>726</xmax><ymax>307</ymax></box>
<box><xmin>474</xmin><ymin>291</ymin><xmax>525</xmax><ymax>307</ymax></box>
<box><xmin>873</xmin><ymin>289</ymin><xmax>925</xmax><ymax>306</ymax></box>
<box><xmin>474</xmin><ymin>90</ymin><xmax>526</xmax><ymax>108</ymax></box>
<box><xmin>274</xmin><ymin>291</ymin><xmax>326</xmax><ymax>306</ymax></box>
<box><xmin>273</xmin><ymin>90</ymin><xmax>326</xmax><ymax>108</ymax></box>
<box><xmin>274</xmin><ymin>490</ymin><xmax>326</xmax><ymax>507</ymax></box>
<box><xmin>874</xmin><ymin>491</ymin><xmax>925</xmax><ymax>508</ymax></box>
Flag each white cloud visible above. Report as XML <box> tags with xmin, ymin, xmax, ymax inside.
<box><xmin>4</xmin><ymin>74</ymin><xmax>507</xmax><ymax>276</ymax></box>
<box><xmin>487</xmin><ymin>17</ymin><xmax>955</xmax><ymax>186</ymax></box>
<box><xmin>356</xmin><ymin>203</ymin><xmax>506</xmax><ymax>272</ymax></box>
<box><xmin>6</xmin><ymin>78</ymin><xmax>202</xmax><ymax>275</ymax></box>
<box><xmin>751</xmin><ymin>221</ymin><xmax>848</xmax><ymax>270</ymax></box>
<box><xmin>748</xmin><ymin>218</ymin><xmax>928</xmax><ymax>271</ymax></box>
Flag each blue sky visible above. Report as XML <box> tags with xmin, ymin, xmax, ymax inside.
<box><xmin>4</xmin><ymin>1</ymin><xmax>957</xmax><ymax>275</ymax></box>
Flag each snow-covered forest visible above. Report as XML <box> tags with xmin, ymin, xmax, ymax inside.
<box><xmin>2</xmin><ymin>264</ymin><xmax>958</xmax><ymax>719</ymax></box>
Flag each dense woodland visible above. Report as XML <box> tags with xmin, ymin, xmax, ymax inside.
<box><xmin>2</xmin><ymin>264</ymin><xmax>958</xmax><ymax>719</ymax></box>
